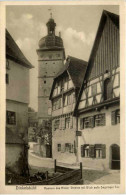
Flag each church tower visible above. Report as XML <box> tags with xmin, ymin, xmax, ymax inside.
<box><xmin>37</xmin><ymin>15</ymin><xmax>65</xmax><ymax>125</ymax></box>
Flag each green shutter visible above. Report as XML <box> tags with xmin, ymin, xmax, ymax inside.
<box><xmin>89</xmin><ymin>145</ymin><xmax>95</xmax><ymax>158</ymax></box>
<box><xmin>81</xmin><ymin>145</ymin><xmax>84</xmax><ymax>157</ymax></box>
<box><xmin>90</xmin><ymin>117</ymin><xmax>95</xmax><ymax>128</ymax></box>
<box><xmin>102</xmin><ymin>144</ymin><xmax>106</xmax><ymax>158</ymax></box>
<box><xmin>111</xmin><ymin>111</ymin><xmax>116</xmax><ymax>125</ymax></box>
<box><xmin>80</xmin><ymin>118</ymin><xmax>83</xmax><ymax>130</ymax></box>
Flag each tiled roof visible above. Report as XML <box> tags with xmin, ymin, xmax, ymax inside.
<box><xmin>6</xmin><ymin>30</ymin><xmax>33</xmax><ymax>68</ymax></box>
<box><xmin>50</xmin><ymin>56</ymin><xmax>87</xmax><ymax>99</ymax></box>
<box><xmin>55</xmin><ymin>56</ymin><xmax>87</xmax><ymax>88</ymax></box>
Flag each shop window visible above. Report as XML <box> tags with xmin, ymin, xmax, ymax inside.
<box><xmin>95</xmin><ymin>114</ymin><xmax>105</xmax><ymax>126</ymax></box>
<box><xmin>91</xmin><ymin>83</ymin><xmax>97</xmax><ymax>96</ymax></box>
<box><xmin>6</xmin><ymin>73</ymin><xmax>9</xmax><ymax>84</ymax></box>
<box><xmin>57</xmin><ymin>144</ymin><xmax>61</xmax><ymax>152</ymax></box>
<box><xmin>6</xmin><ymin>111</ymin><xmax>16</xmax><ymax>125</ymax></box>
<box><xmin>104</xmin><ymin>78</ymin><xmax>112</xmax><ymax>100</ymax></box>
<box><xmin>111</xmin><ymin>109</ymin><xmax>120</xmax><ymax>125</ymax></box>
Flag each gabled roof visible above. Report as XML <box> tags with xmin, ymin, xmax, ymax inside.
<box><xmin>73</xmin><ymin>10</ymin><xmax>119</xmax><ymax>116</ymax></box>
<box><xmin>6</xmin><ymin>30</ymin><xmax>34</xmax><ymax>69</ymax></box>
<box><xmin>85</xmin><ymin>10</ymin><xmax>119</xmax><ymax>80</ymax></box>
<box><xmin>49</xmin><ymin>56</ymin><xmax>87</xmax><ymax>99</ymax></box>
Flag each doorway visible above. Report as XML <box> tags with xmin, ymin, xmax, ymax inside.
<box><xmin>110</xmin><ymin>144</ymin><xmax>120</xmax><ymax>170</ymax></box>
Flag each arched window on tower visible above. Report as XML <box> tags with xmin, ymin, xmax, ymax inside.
<box><xmin>104</xmin><ymin>78</ymin><xmax>112</xmax><ymax>100</ymax></box>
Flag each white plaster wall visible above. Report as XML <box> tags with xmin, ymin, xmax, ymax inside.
<box><xmin>6</xmin><ymin>59</ymin><xmax>29</xmax><ymax>104</ymax></box>
<box><xmin>6</xmin><ymin>100</ymin><xmax>28</xmax><ymax>142</ymax></box>
<box><xmin>78</xmin><ymin>105</ymin><xmax>120</xmax><ymax>170</ymax></box>
<box><xmin>6</xmin><ymin>144</ymin><xmax>24</xmax><ymax>173</ymax></box>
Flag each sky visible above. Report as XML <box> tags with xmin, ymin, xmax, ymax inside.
<box><xmin>6</xmin><ymin>5</ymin><xmax>119</xmax><ymax>111</ymax></box>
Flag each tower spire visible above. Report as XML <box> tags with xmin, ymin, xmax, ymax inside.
<box><xmin>48</xmin><ymin>8</ymin><xmax>52</xmax><ymax>19</ymax></box>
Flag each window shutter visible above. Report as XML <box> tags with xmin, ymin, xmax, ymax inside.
<box><xmin>80</xmin><ymin>118</ymin><xmax>83</xmax><ymax>130</ymax></box>
<box><xmin>61</xmin><ymin>144</ymin><xmax>65</xmax><ymax>153</ymax></box>
<box><xmin>59</xmin><ymin>118</ymin><xmax>62</xmax><ymax>130</ymax></box>
<box><xmin>111</xmin><ymin>111</ymin><xmax>116</xmax><ymax>125</ymax></box>
<box><xmin>62</xmin><ymin>118</ymin><xmax>65</xmax><ymax>130</ymax></box>
<box><xmin>81</xmin><ymin>145</ymin><xmax>84</xmax><ymax>157</ymax></box>
<box><xmin>102</xmin><ymin>144</ymin><xmax>106</xmax><ymax>158</ymax></box>
<box><xmin>89</xmin><ymin>145</ymin><xmax>95</xmax><ymax>158</ymax></box>
<box><xmin>70</xmin><ymin>116</ymin><xmax>73</xmax><ymax>129</ymax></box>
<box><xmin>90</xmin><ymin>116</ymin><xmax>94</xmax><ymax>128</ymax></box>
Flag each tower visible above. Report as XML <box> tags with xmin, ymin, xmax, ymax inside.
<box><xmin>37</xmin><ymin>15</ymin><xmax>65</xmax><ymax>125</ymax></box>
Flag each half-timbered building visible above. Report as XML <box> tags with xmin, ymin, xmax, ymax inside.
<box><xmin>74</xmin><ymin>10</ymin><xmax>120</xmax><ymax>170</ymax></box>
<box><xmin>50</xmin><ymin>56</ymin><xmax>87</xmax><ymax>163</ymax></box>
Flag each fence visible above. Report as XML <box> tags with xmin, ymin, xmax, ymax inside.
<box><xmin>26</xmin><ymin>160</ymin><xmax>83</xmax><ymax>185</ymax></box>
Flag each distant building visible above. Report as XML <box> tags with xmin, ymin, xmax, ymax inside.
<box><xmin>28</xmin><ymin>108</ymin><xmax>38</xmax><ymax>142</ymax></box>
<box><xmin>50</xmin><ymin>56</ymin><xmax>87</xmax><ymax>163</ymax></box>
<box><xmin>37</xmin><ymin>16</ymin><xmax>65</xmax><ymax>125</ymax></box>
<box><xmin>74</xmin><ymin>11</ymin><xmax>120</xmax><ymax>170</ymax></box>
<box><xmin>6</xmin><ymin>30</ymin><xmax>33</xmax><ymax>177</ymax></box>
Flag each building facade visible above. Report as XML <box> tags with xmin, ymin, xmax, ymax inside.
<box><xmin>74</xmin><ymin>11</ymin><xmax>120</xmax><ymax>170</ymax></box>
<box><xmin>6</xmin><ymin>30</ymin><xmax>33</xmax><ymax>178</ymax></box>
<box><xmin>50</xmin><ymin>56</ymin><xmax>87</xmax><ymax>163</ymax></box>
<box><xmin>37</xmin><ymin>16</ymin><xmax>65</xmax><ymax>125</ymax></box>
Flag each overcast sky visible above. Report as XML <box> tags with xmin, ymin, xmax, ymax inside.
<box><xmin>6</xmin><ymin>5</ymin><xmax>119</xmax><ymax>111</ymax></box>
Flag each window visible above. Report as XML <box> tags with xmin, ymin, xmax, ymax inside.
<box><xmin>81</xmin><ymin>144</ymin><xmax>106</xmax><ymax>159</ymax></box>
<box><xmin>84</xmin><ymin>145</ymin><xmax>89</xmax><ymax>157</ymax></box>
<box><xmin>91</xmin><ymin>84</ymin><xmax>97</xmax><ymax>96</ymax></box>
<box><xmin>65</xmin><ymin>143</ymin><xmax>73</xmax><ymax>153</ymax></box>
<box><xmin>57</xmin><ymin>144</ymin><xmax>61</xmax><ymax>152</ymax></box>
<box><xmin>63</xmin><ymin>95</ymin><xmax>67</xmax><ymax>106</ymax></box>
<box><xmin>6</xmin><ymin>73</ymin><xmax>9</xmax><ymax>84</ymax></box>
<box><xmin>6</xmin><ymin>111</ymin><xmax>16</xmax><ymax>125</ymax></box>
<box><xmin>67</xmin><ymin>93</ymin><xmax>73</xmax><ymax>105</ymax></box>
<box><xmin>65</xmin><ymin>117</ymin><xmax>70</xmax><ymax>129</ymax></box>
<box><xmin>44</xmin><ymin>80</ymin><xmax>46</xmax><ymax>84</ymax></box>
<box><xmin>95</xmin><ymin>114</ymin><xmax>105</xmax><ymax>126</ymax></box>
<box><xmin>104</xmin><ymin>78</ymin><xmax>112</xmax><ymax>100</ymax></box>
<box><xmin>52</xmin><ymin>98</ymin><xmax>61</xmax><ymax>110</ymax></box>
<box><xmin>54</xmin><ymin>120</ymin><xmax>60</xmax><ymax>130</ymax></box>
<box><xmin>80</xmin><ymin>114</ymin><xmax>105</xmax><ymax>130</ymax></box>
<box><xmin>111</xmin><ymin>109</ymin><xmax>120</xmax><ymax>125</ymax></box>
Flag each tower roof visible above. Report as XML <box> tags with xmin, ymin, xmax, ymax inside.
<box><xmin>38</xmin><ymin>17</ymin><xmax>64</xmax><ymax>50</ymax></box>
